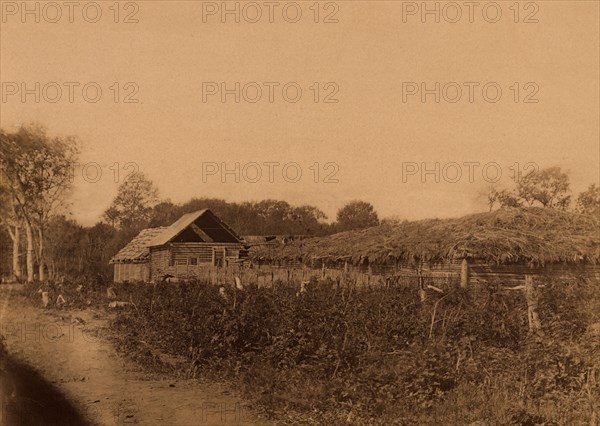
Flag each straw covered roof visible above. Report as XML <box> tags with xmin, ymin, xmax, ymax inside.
<box><xmin>110</xmin><ymin>227</ymin><xmax>167</xmax><ymax>264</ymax></box>
<box><xmin>251</xmin><ymin>208</ymin><xmax>600</xmax><ymax>266</ymax></box>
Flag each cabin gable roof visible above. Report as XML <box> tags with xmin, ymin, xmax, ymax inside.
<box><xmin>149</xmin><ymin>209</ymin><xmax>242</xmax><ymax>247</ymax></box>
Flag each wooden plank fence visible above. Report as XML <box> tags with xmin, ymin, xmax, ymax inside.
<box><xmin>161</xmin><ymin>259</ymin><xmax>600</xmax><ymax>290</ymax></box>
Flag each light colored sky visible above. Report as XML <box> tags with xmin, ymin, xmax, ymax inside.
<box><xmin>1</xmin><ymin>1</ymin><xmax>598</xmax><ymax>226</ymax></box>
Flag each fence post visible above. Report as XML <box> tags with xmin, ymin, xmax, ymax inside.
<box><xmin>460</xmin><ymin>258</ymin><xmax>469</xmax><ymax>289</ymax></box>
<box><xmin>524</xmin><ymin>275</ymin><xmax>543</xmax><ymax>334</ymax></box>
<box><xmin>418</xmin><ymin>269</ymin><xmax>426</xmax><ymax>302</ymax></box>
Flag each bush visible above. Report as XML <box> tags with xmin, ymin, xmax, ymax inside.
<box><xmin>26</xmin><ymin>274</ymin><xmax>600</xmax><ymax>424</ymax></box>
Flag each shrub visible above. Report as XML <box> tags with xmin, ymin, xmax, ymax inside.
<box><xmin>25</xmin><ymin>274</ymin><xmax>600</xmax><ymax>424</ymax></box>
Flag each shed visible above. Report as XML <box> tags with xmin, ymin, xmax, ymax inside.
<box><xmin>110</xmin><ymin>209</ymin><xmax>245</xmax><ymax>282</ymax></box>
<box><xmin>110</xmin><ymin>227</ymin><xmax>167</xmax><ymax>282</ymax></box>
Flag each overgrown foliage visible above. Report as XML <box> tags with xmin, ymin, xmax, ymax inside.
<box><xmin>29</xmin><ymin>275</ymin><xmax>596</xmax><ymax>425</ymax></box>
<box><xmin>576</xmin><ymin>184</ymin><xmax>600</xmax><ymax>217</ymax></box>
<box><xmin>0</xmin><ymin>124</ymin><xmax>78</xmax><ymax>282</ymax></box>
<box><xmin>103</xmin><ymin>171</ymin><xmax>159</xmax><ymax>231</ymax></box>
<box><xmin>335</xmin><ymin>200</ymin><xmax>380</xmax><ymax>232</ymax></box>
<box><xmin>488</xmin><ymin>166</ymin><xmax>572</xmax><ymax>210</ymax></box>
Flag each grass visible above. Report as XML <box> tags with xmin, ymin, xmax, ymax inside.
<box><xmin>22</xmin><ymin>274</ymin><xmax>600</xmax><ymax>425</ymax></box>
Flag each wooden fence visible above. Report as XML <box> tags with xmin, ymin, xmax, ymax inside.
<box><xmin>172</xmin><ymin>259</ymin><xmax>598</xmax><ymax>335</ymax></box>
<box><xmin>163</xmin><ymin>259</ymin><xmax>600</xmax><ymax>290</ymax></box>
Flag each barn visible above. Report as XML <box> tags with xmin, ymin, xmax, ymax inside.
<box><xmin>110</xmin><ymin>209</ymin><xmax>245</xmax><ymax>283</ymax></box>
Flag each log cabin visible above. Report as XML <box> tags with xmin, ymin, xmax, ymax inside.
<box><xmin>110</xmin><ymin>209</ymin><xmax>245</xmax><ymax>283</ymax></box>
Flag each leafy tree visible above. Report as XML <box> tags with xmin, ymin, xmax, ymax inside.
<box><xmin>254</xmin><ymin>199</ymin><xmax>295</xmax><ymax>235</ymax></box>
<box><xmin>516</xmin><ymin>166</ymin><xmax>571</xmax><ymax>209</ymax></box>
<box><xmin>175</xmin><ymin>198</ymin><xmax>328</xmax><ymax>236</ymax></box>
<box><xmin>103</xmin><ymin>206</ymin><xmax>120</xmax><ymax>228</ymax></box>
<box><xmin>575</xmin><ymin>184</ymin><xmax>600</xmax><ymax>216</ymax></box>
<box><xmin>487</xmin><ymin>188</ymin><xmax>523</xmax><ymax>210</ymax></box>
<box><xmin>0</xmin><ymin>124</ymin><xmax>78</xmax><ymax>281</ymax></box>
<box><xmin>288</xmin><ymin>205</ymin><xmax>328</xmax><ymax>235</ymax></box>
<box><xmin>0</xmin><ymin>185</ymin><xmax>23</xmax><ymax>281</ymax></box>
<box><xmin>487</xmin><ymin>167</ymin><xmax>571</xmax><ymax>211</ymax></box>
<box><xmin>336</xmin><ymin>201</ymin><xmax>379</xmax><ymax>231</ymax></box>
<box><xmin>44</xmin><ymin>215</ymin><xmax>85</xmax><ymax>278</ymax></box>
<box><xmin>103</xmin><ymin>171</ymin><xmax>159</xmax><ymax>231</ymax></box>
<box><xmin>148</xmin><ymin>200</ymin><xmax>181</xmax><ymax>227</ymax></box>
<box><xmin>80</xmin><ymin>221</ymin><xmax>118</xmax><ymax>278</ymax></box>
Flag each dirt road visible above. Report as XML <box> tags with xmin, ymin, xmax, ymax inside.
<box><xmin>0</xmin><ymin>285</ymin><xmax>268</xmax><ymax>426</ymax></box>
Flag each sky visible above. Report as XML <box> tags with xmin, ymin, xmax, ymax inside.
<box><xmin>1</xmin><ymin>1</ymin><xmax>598</xmax><ymax>226</ymax></box>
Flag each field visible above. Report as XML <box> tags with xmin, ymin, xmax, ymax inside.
<box><xmin>28</xmin><ymin>271</ymin><xmax>600</xmax><ymax>425</ymax></box>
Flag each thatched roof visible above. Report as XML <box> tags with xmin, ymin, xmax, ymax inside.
<box><xmin>242</xmin><ymin>235</ymin><xmax>308</xmax><ymax>245</ymax></box>
<box><xmin>251</xmin><ymin>208</ymin><xmax>600</xmax><ymax>266</ymax></box>
<box><xmin>110</xmin><ymin>227</ymin><xmax>167</xmax><ymax>264</ymax></box>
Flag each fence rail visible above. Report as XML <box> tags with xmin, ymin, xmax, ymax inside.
<box><xmin>157</xmin><ymin>260</ymin><xmax>600</xmax><ymax>290</ymax></box>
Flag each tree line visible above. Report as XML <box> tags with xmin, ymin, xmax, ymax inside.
<box><xmin>486</xmin><ymin>166</ymin><xmax>599</xmax><ymax>214</ymax></box>
<box><xmin>0</xmin><ymin>125</ymin><xmax>77</xmax><ymax>282</ymax></box>
<box><xmin>1</xmin><ymin>124</ymin><xmax>598</xmax><ymax>283</ymax></box>
<box><xmin>0</xmin><ymin>125</ymin><xmax>380</xmax><ymax>282</ymax></box>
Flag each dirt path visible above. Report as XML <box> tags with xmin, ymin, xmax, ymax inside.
<box><xmin>0</xmin><ymin>285</ymin><xmax>269</xmax><ymax>425</ymax></box>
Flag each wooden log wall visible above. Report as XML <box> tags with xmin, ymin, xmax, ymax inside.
<box><xmin>114</xmin><ymin>263</ymin><xmax>149</xmax><ymax>283</ymax></box>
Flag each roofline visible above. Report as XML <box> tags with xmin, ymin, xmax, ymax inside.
<box><xmin>204</xmin><ymin>209</ymin><xmax>243</xmax><ymax>242</ymax></box>
<box><xmin>109</xmin><ymin>226</ymin><xmax>168</xmax><ymax>263</ymax></box>
<box><xmin>148</xmin><ymin>209</ymin><xmax>241</xmax><ymax>247</ymax></box>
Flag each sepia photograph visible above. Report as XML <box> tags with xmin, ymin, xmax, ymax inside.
<box><xmin>0</xmin><ymin>1</ymin><xmax>599</xmax><ymax>425</ymax></box>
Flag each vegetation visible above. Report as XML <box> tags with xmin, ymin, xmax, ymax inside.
<box><xmin>0</xmin><ymin>124</ymin><xmax>78</xmax><ymax>282</ymax></box>
<box><xmin>252</xmin><ymin>207</ymin><xmax>600</xmax><ymax>266</ymax></box>
<box><xmin>335</xmin><ymin>200</ymin><xmax>380</xmax><ymax>232</ymax></box>
<box><xmin>103</xmin><ymin>171</ymin><xmax>159</xmax><ymax>230</ymax></box>
<box><xmin>2</xmin><ymin>125</ymin><xmax>598</xmax><ymax>284</ymax></box>
<box><xmin>577</xmin><ymin>184</ymin><xmax>600</xmax><ymax>216</ymax></box>
<box><xmin>27</xmin><ymin>275</ymin><xmax>600</xmax><ymax>425</ymax></box>
<box><xmin>488</xmin><ymin>166</ymin><xmax>574</xmax><ymax>210</ymax></box>
<box><xmin>3</xmin><ymin>124</ymin><xmax>597</xmax><ymax>425</ymax></box>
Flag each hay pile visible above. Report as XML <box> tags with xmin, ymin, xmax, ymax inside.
<box><xmin>251</xmin><ymin>208</ymin><xmax>600</xmax><ymax>266</ymax></box>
